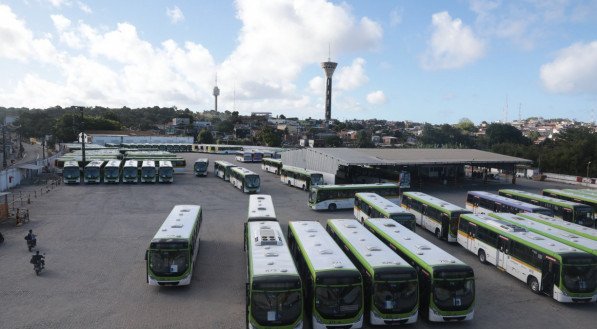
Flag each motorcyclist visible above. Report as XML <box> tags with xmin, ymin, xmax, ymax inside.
<box><xmin>0</xmin><ymin>231</ymin><xmax>4</xmax><ymax>244</ymax></box>
<box><xmin>24</xmin><ymin>229</ymin><xmax>37</xmax><ymax>250</ymax></box>
<box><xmin>30</xmin><ymin>250</ymin><xmax>45</xmax><ymax>268</ymax></box>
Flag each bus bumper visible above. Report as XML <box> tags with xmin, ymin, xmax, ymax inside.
<box><xmin>429</xmin><ymin>309</ymin><xmax>473</xmax><ymax>322</ymax></box>
<box><xmin>148</xmin><ymin>275</ymin><xmax>191</xmax><ymax>286</ymax></box>
<box><xmin>313</xmin><ymin>314</ymin><xmax>362</xmax><ymax>329</ymax></box>
<box><xmin>552</xmin><ymin>286</ymin><xmax>597</xmax><ymax>303</ymax></box>
<box><xmin>370</xmin><ymin>310</ymin><xmax>417</xmax><ymax>325</ymax></box>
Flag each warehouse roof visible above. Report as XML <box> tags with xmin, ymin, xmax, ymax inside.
<box><xmin>294</xmin><ymin>148</ymin><xmax>531</xmax><ymax>166</ymax></box>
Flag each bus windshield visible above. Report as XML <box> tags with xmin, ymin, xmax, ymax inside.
<box><xmin>194</xmin><ymin>162</ymin><xmax>207</xmax><ymax>171</ymax></box>
<box><xmin>432</xmin><ymin>277</ymin><xmax>475</xmax><ymax>311</ymax></box>
<box><xmin>85</xmin><ymin>168</ymin><xmax>100</xmax><ymax>178</ymax></box>
<box><xmin>315</xmin><ymin>285</ymin><xmax>362</xmax><ymax>319</ymax></box>
<box><xmin>574</xmin><ymin>208</ymin><xmax>595</xmax><ymax>227</ymax></box>
<box><xmin>562</xmin><ymin>256</ymin><xmax>597</xmax><ymax>293</ymax></box>
<box><xmin>63</xmin><ymin>167</ymin><xmax>79</xmax><ymax>178</ymax></box>
<box><xmin>123</xmin><ymin>167</ymin><xmax>137</xmax><ymax>178</ymax></box>
<box><xmin>390</xmin><ymin>214</ymin><xmax>416</xmax><ymax>231</ymax></box>
<box><xmin>310</xmin><ymin>174</ymin><xmax>324</xmax><ymax>186</ymax></box>
<box><xmin>160</xmin><ymin>167</ymin><xmax>173</xmax><ymax>177</ymax></box>
<box><xmin>373</xmin><ymin>281</ymin><xmax>417</xmax><ymax>314</ymax></box>
<box><xmin>142</xmin><ymin>167</ymin><xmax>155</xmax><ymax>177</ymax></box>
<box><xmin>245</xmin><ymin>175</ymin><xmax>260</xmax><ymax>188</ymax></box>
<box><xmin>105</xmin><ymin>167</ymin><xmax>119</xmax><ymax>178</ymax></box>
<box><xmin>533</xmin><ymin>209</ymin><xmax>555</xmax><ymax>216</ymax></box>
<box><xmin>251</xmin><ymin>290</ymin><xmax>301</xmax><ymax>326</ymax></box>
<box><xmin>309</xmin><ymin>190</ymin><xmax>318</xmax><ymax>203</ymax></box>
<box><xmin>148</xmin><ymin>249</ymin><xmax>189</xmax><ymax>277</ymax></box>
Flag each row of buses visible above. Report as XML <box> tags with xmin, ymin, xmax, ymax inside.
<box><xmin>214</xmin><ymin>160</ymin><xmax>261</xmax><ymax>193</ymax></box>
<box><xmin>244</xmin><ymin>194</ymin><xmax>476</xmax><ymax>329</ymax></box>
<box><xmin>261</xmin><ymin>158</ymin><xmax>326</xmax><ymax>191</ymax></box>
<box><xmin>63</xmin><ymin>159</ymin><xmax>174</xmax><ymax>184</ymax></box>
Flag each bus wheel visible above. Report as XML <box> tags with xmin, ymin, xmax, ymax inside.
<box><xmin>478</xmin><ymin>250</ymin><xmax>486</xmax><ymax>264</ymax></box>
<box><xmin>435</xmin><ymin>228</ymin><xmax>441</xmax><ymax>239</ymax></box>
<box><xmin>528</xmin><ymin>276</ymin><xmax>540</xmax><ymax>294</ymax></box>
<box><xmin>328</xmin><ymin>203</ymin><xmax>337</xmax><ymax>211</ymax></box>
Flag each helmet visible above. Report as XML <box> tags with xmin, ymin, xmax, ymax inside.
<box><xmin>36</xmin><ymin>251</ymin><xmax>40</xmax><ymax>255</ymax></box>
<box><xmin>29</xmin><ymin>229</ymin><xmax>33</xmax><ymax>233</ymax></box>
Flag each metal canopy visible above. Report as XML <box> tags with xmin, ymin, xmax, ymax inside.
<box><xmin>16</xmin><ymin>164</ymin><xmax>43</xmax><ymax>170</ymax></box>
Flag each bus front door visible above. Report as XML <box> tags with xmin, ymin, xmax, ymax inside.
<box><xmin>541</xmin><ymin>257</ymin><xmax>559</xmax><ymax>296</ymax></box>
<box><xmin>497</xmin><ymin>236</ymin><xmax>509</xmax><ymax>270</ymax></box>
<box><xmin>441</xmin><ymin>213</ymin><xmax>449</xmax><ymax>240</ymax></box>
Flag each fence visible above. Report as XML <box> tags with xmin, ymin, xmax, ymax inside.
<box><xmin>544</xmin><ymin>172</ymin><xmax>597</xmax><ymax>187</ymax></box>
<box><xmin>0</xmin><ymin>152</ymin><xmax>62</xmax><ymax>192</ymax></box>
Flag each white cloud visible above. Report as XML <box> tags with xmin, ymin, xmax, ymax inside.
<box><xmin>421</xmin><ymin>11</ymin><xmax>485</xmax><ymax>70</ymax></box>
<box><xmin>78</xmin><ymin>1</ymin><xmax>92</xmax><ymax>14</ymax></box>
<box><xmin>540</xmin><ymin>41</ymin><xmax>597</xmax><ymax>94</ymax></box>
<box><xmin>47</xmin><ymin>0</ymin><xmax>68</xmax><ymax>7</ymax></box>
<box><xmin>389</xmin><ymin>7</ymin><xmax>403</xmax><ymax>27</ymax></box>
<box><xmin>51</xmin><ymin>14</ymin><xmax>71</xmax><ymax>31</ymax></box>
<box><xmin>366</xmin><ymin>90</ymin><xmax>386</xmax><ymax>105</ymax></box>
<box><xmin>166</xmin><ymin>6</ymin><xmax>184</xmax><ymax>24</ymax></box>
<box><xmin>308</xmin><ymin>76</ymin><xmax>324</xmax><ymax>95</ymax></box>
<box><xmin>336</xmin><ymin>57</ymin><xmax>368</xmax><ymax>90</ymax></box>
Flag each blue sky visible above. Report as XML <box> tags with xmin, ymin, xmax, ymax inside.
<box><xmin>1</xmin><ymin>0</ymin><xmax>597</xmax><ymax>124</ymax></box>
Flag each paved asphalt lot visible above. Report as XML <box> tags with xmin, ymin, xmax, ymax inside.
<box><xmin>0</xmin><ymin>152</ymin><xmax>595</xmax><ymax>329</ymax></box>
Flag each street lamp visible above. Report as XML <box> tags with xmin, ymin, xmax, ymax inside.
<box><xmin>587</xmin><ymin>161</ymin><xmax>592</xmax><ymax>185</ymax></box>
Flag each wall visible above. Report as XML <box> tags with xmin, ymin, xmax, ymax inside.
<box><xmin>0</xmin><ymin>153</ymin><xmax>62</xmax><ymax>192</ymax></box>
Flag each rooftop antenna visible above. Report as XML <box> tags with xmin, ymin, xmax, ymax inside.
<box><xmin>213</xmin><ymin>73</ymin><xmax>220</xmax><ymax>112</ymax></box>
<box><xmin>518</xmin><ymin>103</ymin><xmax>522</xmax><ymax>122</ymax></box>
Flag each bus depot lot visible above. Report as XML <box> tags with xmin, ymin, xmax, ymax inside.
<box><xmin>0</xmin><ymin>153</ymin><xmax>594</xmax><ymax>329</ymax></box>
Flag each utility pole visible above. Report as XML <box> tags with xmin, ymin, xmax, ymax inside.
<box><xmin>2</xmin><ymin>112</ymin><xmax>6</xmax><ymax>169</ymax></box>
<box><xmin>80</xmin><ymin>107</ymin><xmax>86</xmax><ymax>164</ymax></box>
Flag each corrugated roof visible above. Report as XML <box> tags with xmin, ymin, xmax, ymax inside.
<box><xmin>299</xmin><ymin>148</ymin><xmax>531</xmax><ymax>166</ymax></box>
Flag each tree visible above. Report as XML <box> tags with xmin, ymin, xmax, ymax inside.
<box><xmin>356</xmin><ymin>131</ymin><xmax>374</xmax><ymax>148</ymax></box>
<box><xmin>455</xmin><ymin>118</ymin><xmax>476</xmax><ymax>133</ymax></box>
<box><xmin>197</xmin><ymin>129</ymin><xmax>214</xmax><ymax>144</ymax></box>
<box><xmin>279</xmin><ymin>114</ymin><xmax>286</xmax><ymax>119</ymax></box>
<box><xmin>324</xmin><ymin>135</ymin><xmax>343</xmax><ymax>147</ymax></box>
<box><xmin>255</xmin><ymin>126</ymin><xmax>282</xmax><ymax>146</ymax></box>
<box><xmin>485</xmin><ymin>123</ymin><xmax>529</xmax><ymax>146</ymax></box>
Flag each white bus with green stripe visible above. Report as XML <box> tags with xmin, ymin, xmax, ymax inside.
<box><xmin>141</xmin><ymin>160</ymin><xmax>157</xmax><ymax>183</ymax></box>
<box><xmin>193</xmin><ymin>158</ymin><xmax>209</xmax><ymax>176</ymax></box>
<box><xmin>245</xmin><ymin>221</ymin><xmax>303</xmax><ymax>329</ymax></box>
<box><xmin>83</xmin><ymin>160</ymin><xmax>104</xmax><ymax>184</ymax></box>
<box><xmin>400</xmin><ymin>192</ymin><xmax>471</xmax><ymax>242</ymax></box>
<box><xmin>458</xmin><ymin>213</ymin><xmax>597</xmax><ymax>303</ymax></box>
<box><xmin>309</xmin><ymin>183</ymin><xmax>399</xmax><ymax>211</ymax></box>
<box><xmin>145</xmin><ymin>205</ymin><xmax>202</xmax><ymax>286</ymax></box>
<box><xmin>214</xmin><ymin>160</ymin><xmax>236</xmax><ymax>181</ymax></box>
<box><xmin>488</xmin><ymin>212</ymin><xmax>597</xmax><ymax>257</ymax></box>
<box><xmin>103</xmin><ymin>159</ymin><xmax>122</xmax><ymax>183</ymax></box>
<box><xmin>517</xmin><ymin>212</ymin><xmax>597</xmax><ymax>242</ymax></box>
<box><xmin>365</xmin><ymin>218</ymin><xmax>475</xmax><ymax>322</ymax></box>
<box><xmin>158</xmin><ymin>161</ymin><xmax>174</xmax><ymax>183</ymax></box>
<box><xmin>499</xmin><ymin>189</ymin><xmax>595</xmax><ymax>227</ymax></box>
<box><xmin>287</xmin><ymin>221</ymin><xmax>364</xmax><ymax>329</ymax></box>
<box><xmin>230</xmin><ymin>167</ymin><xmax>261</xmax><ymax>193</ymax></box>
<box><xmin>122</xmin><ymin>160</ymin><xmax>139</xmax><ymax>183</ymax></box>
<box><xmin>326</xmin><ymin>219</ymin><xmax>418</xmax><ymax>326</ymax></box>
<box><xmin>542</xmin><ymin>189</ymin><xmax>597</xmax><ymax>219</ymax></box>
<box><xmin>354</xmin><ymin>193</ymin><xmax>416</xmax><ymax>231</ymax></box>
<box><xmin>280</xmin><ymin>165</ymin><xmax>324</xmax><ymax>191</ymax></box>
<box><xmin>262</xmin><ymin>158</ymin><xmax>283</xmax><ymax>175</ymax></box>
<box><xmin>62</xmin><ymin>160</ymin><xmax>80</xmax><ymax>184</ymax></box>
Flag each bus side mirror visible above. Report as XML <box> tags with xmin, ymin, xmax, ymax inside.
<box><xmin>144</xmin><ymin>250</ymin><xmax>148</xmax><ymax>261</ymax></box>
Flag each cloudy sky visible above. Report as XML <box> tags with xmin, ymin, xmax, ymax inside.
<box><xmin>1</xmin><ymin>0</ymin><xmax>597</xmax><ymax>123</ymax></box>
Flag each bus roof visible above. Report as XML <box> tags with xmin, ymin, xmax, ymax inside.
<box><xmin>282</xmin><ymin>165</ymin><xmax>321</xmax><ymax>175</ymax></box>
<box><xmin>517</xmin><ymin>212</ymin><xmax>597</xmax><ymax>241</ymax></box>
<box><xmin>158</xmin><ymin>160</ymin><xmax>173</xmax><ymax>167</ymax></box>
<box><xmin>194</xmin><ymin>158</ymin><xmax>209</xmax><ymax>163</ymax></box>
<box><xmin>488</xmin><ymin>213</ymin><xmax>597</xmax><ymax>255</ymax></box>
<box><xmin>63</xmin><ymin>160</ymin><xmax>79</xmax><ymax>167</ymax></box>
<box><xmin>231</xmin><ymin>166</ymin><xmax>258</xmax><ymax>176</ymax></box>
<box><xmin>124</xmin><ymin>160</ymin><xmax>138</xmax><ymax>167</ymax></box>
<box><xmin>460</xmin><ymin>213</ymin><xmax>581</xmax><ymax>256</ymax></box>
<box><xmin>263</xmin><ymin>158</ymin><xmax>282</xmax><ymax>164</ymax></box>
<box><xmin>214</xmin><ymin>160</ymin><xmax>235</xmax><ymax>167</ymax></box>
<box><xmin>468</xmin><ymin>191</ymin><xmax>550</xmax><ymax>212</ymax></box>
<box><xmin>85</xmin><ymin>160</ymin><xmax>104</xmax><ymax>167</ymax></box>
<box><xmin>356</xmin><ymin>192</ymin><xmax>411</xmax><ymax>216</ymax></box>
<box><xmin>403</xmin><ymin>191</ymin><xmax>468</xmax><ymax>214</ymax></box>
<box><xmin>288</xmin><ymin>221</ymin><xmax>358</xmax><ymax>273</ymax></box>
<box><xmin>247</xmin><ymin>221</ymin><xmax>298</xmax><ymax>277</ymax></box>
<box><xmin>142</xmin><ymin>160</ymin><xmax>155</xmax><ymax>167</ymax></box>
<box><xmin>327</xmin><ymin>219</ymin><xmax>413</xmax><ymax>272</ymax></box>
<box><xmin>365</xmin><ymin>217</ymin><xmax>468</xmax><ymax>269</ymax></box>
<box><xmin>544</xmin><ymin>189</ymin><xmax>597</xmax><ymax>204</ymax></box>
<box><xmin>499</xmin><ymin>189</ymin><xmax>590</xmax><ymax>209</ymax></box>
<box><xmin>248</xmin><ymin>194</ymin><xmax>277</xmax><ymax>222</ymax></box>
<box><xmin>105</xmin><ymin>159</ymin><xmax>122</xmax><ymax>167</ymax></box>
<box><xmin>151</xmin><ymin>205</ymin><xmax>202</xmax><ymax>241</ymax></box>
<box><xmin>312</xmin><ymin>183</ymin><xmax>398</xmax><ymax>191</ymax></box>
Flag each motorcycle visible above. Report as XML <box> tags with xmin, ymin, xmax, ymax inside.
<box><xmin>0</xmin><ymin>231</ymin><xmax>4</xmax><ymax>244</ymax></box>
<box><xmin>32</xmin><ymin>256</ymin><xmax>45</xmax><ymax>275</ymax></box>
<box><xmin>26</xmin><ymin>237</ymin><xmax>36</xmax><ymax>252</ymax></box>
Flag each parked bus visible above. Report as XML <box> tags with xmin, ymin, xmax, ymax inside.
<box><xmin>158</xmin><ymin>161</ymin><xmax>174</xmax><ymax>183</ymax></box>
<box><xmin>247</xmin><ymin>194</ymin><xmax>277</xmax><ymax>223</ymax></box>
<box><xmin>214</xmin><ymin>160</ymin><xmax>236</xmax><ymax>181</ymax></box>
<box><xmin>84</xmin><ymin>160</ymin><xmax>104</xmax><ymax>184</ymax></box>
<box><xmin>122</xmin><ymin>160</ymin><xmax>139</xmax><ymax>183</ymax></box>
<box><xmin>103</xmin><ymin>159</ymin><xmax>122</xmax><ymax>184</ymax></box>
<box><xmin>236</xmin><ymin>151</ymin><xmax>253</xmax><ymax>163</ymax></box>
<box><xmin>354</xmin><ymin>192</ymin><xmax>416</xmax><ymax>231</ymax></box>
<box><xmin>327</xmin><ymin>219</ymin><xmax>418</xmax><ymax>325</ymax></box>
<box><xmin>193</xmin><ymin>158</ymin><xmax>209</xmax><ymax>177</ymax></box>
<box><xmin>488</xmin><ymin>212</ymin><xmax>597</xmax><ymax>257</ymax></box>
<box><xmin>230</xmin><ymin>167</ymin><xmax>261</xmax><ymax>193</ymax></box>
<box><xmin>365</xmin><ymin>218</ymin><xmax>475</xmax><ymax>322</ymax></box>
<box><xmin>499</xmin><ymin>189</ymin><xmax>595</xmax><ymax>227</ymax></box>
<box><xmin>262</xmin><ymin>158</ymin><xmax>283</xmax><ymax>175</ymax></box>
<box><xmin>252</xmin><ymin>151</ymin><xmax>263</xmax><ymax>163</ymax></box>
<box><xmin>245</xmin><ymin>221</ymin><xmax>303</xmax><ymax>329</ymax></box>
<box><xmin>62</xmin><ymin>160</ymin><xmax>80</xmax><ymax>184</ymax></box>
<box><xmin>458</xmin><ymin>213</ymin><xmax>597</xmax><ymax>303</ymax></box>
<box><xmin>309</xmin><ymin>183</ymin><xmax>400</xmax><ymax>211</ymax></box>
<box><xmin>543</xmin><ymin>189</ymin><xmax>597</xmax><ymax>215</ymax></box>
<box><xmin>141</xmin><ymin>160</ymin><xmax>157</xmax><ymax>183</ymax></box>
<box><xmin>145</xmin><ymin>205</ymin><xmax>202</xmax><ymax>286</ymax></box>
<box><xmin>281</xmin><ymin>165</ymin><xmax>324</xmax><ymax>191</ymax></box>
<box><xmin>288</xmin><ymin>221</ymin><xmax>364</xmax><ymax>329</ymax></box>
<box><xmin>401</xmin><ymin>192</ymin><xmax>471</xmax><ymax>242</ymax></box>
<box><xmin>517</xmin><ymin>212</ymin><xmax>597</xmax><ymax>242</ymax></box>
<box><xmin>466</xmin><ymin>191</ymin><xmax>554</xmax><ymax>216</ymax></box>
